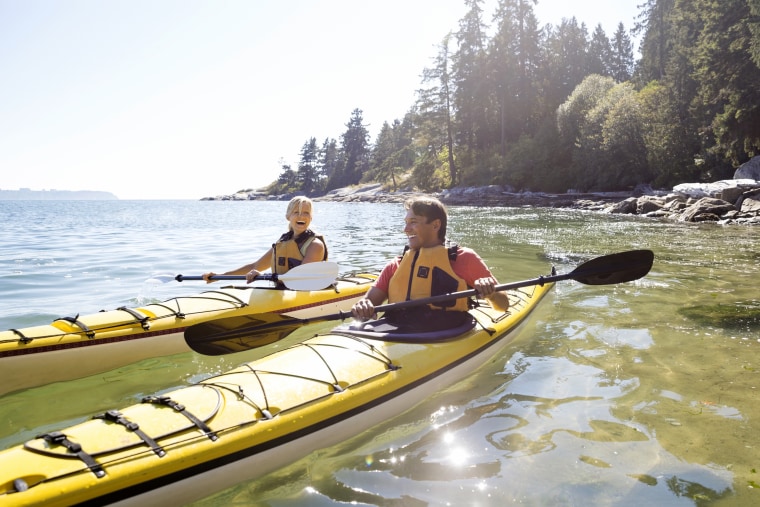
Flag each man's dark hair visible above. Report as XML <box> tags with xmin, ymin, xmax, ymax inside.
<box><xmin>405</xmin><ymin>196</ymin><xmax>447</xmax><ymax>242</ymax></box>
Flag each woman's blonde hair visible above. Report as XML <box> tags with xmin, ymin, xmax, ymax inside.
<box><xmin>285</xmin><ymin>196</ymin><xmax>314</xmax><ymax>223</ymax></box>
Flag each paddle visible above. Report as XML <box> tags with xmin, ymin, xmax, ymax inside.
<box><xmin>185</xmin><ymin>249</ymin><xmax>654</xmax><ymax>356</ymax></box>
<box><xmin>147</xmin><ymin>261</ymin><xmax>339</xmax><ymax>291</ymax></box>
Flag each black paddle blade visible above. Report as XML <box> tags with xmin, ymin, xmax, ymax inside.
<box><xmin>570</xmin><ymin>249</ymin><xmax>654</xmax><ymax>285</ymax></box>
<box><xmin>185</xmin><ymin>249</ymin><xmax>654</xmax><ymax>356</ymax></box>
<box><xmin>185</xmin><ymin>314</ymin><xmax>304</xmax><ymax>356</ymax></box>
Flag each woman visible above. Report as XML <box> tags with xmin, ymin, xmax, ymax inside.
<box><xmin>203</xmin><ymin>196</ymin><xmax>327</xmax><ymax>284</ymax></box>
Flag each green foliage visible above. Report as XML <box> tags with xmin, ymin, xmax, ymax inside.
<box><xmin>264</xmin><ymin>0</ymin><xmax>760</xmax><ymax>197</ymax></box>
<box><xmin>268</xmin><ymin>163</ymin><xmax>298</xmax><ymax>195</ymax></box>
<box><xmin>558</xmin><ymin>77</ymin><xmax>651</xmax><ymax>190</ymax></box>
<box><xmin>610</xmin><ymin>23</ymin><xmax>635</xmax><ymax>82</ymax></box>
<box><xmin>368</xmin><ymin>117</ymin><xmax>415</xmax><ymax>190</ymax></box>
<box><xmin>637</xmin><ymin>80</ymin><xmax>700</xmax><ymax>186</ymax></box>
<box><xmin>692</xmin><ymin>0</ymin><xmax>760</xmax><ymax>163</ymax></box>
<box><xmin>588</xmin><ymin>24</ymin><xmax>613</xmax><ymax>77</ymax></box>
<box><xmin>326</xmin><ymin>109</ymin><xmax>371</xmax><ymax>191</ymax></box>
<box><xmin>297</xmin><ymin>137</ymin><xmax>320</xmax><ymax>195</ymax></box>
<box><xmin>410</xmin><ymin>152</ymin><xmax>444</xmax><ymax>191</ymax></box>
<box><xmin>750</xmin><ymin>0</ymin><xmax>760</xmax><ymax>67</ymax></box>
<box><xmin>557</xmin><ymin>74</ymin><xmax>617</xmax><ymax>146</ymax></box>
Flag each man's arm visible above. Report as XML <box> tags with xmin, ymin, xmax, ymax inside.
<box><xmin>351</xmin><ymin>260</ymin><xmax>397</xmax><ymax>320</ymax></box>
<box><xmin>454</xmin><ymin>248</ymin><xmax>510</xmax><ymax>312</ymax></box>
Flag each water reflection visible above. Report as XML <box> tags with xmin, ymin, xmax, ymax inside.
<box><xmin>3</xmin><ymin>201</ymin><xmax>760</xmax><ymax>505</ymax></box>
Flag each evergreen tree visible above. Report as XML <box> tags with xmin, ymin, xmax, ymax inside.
<box><xmin>415</xmin><ymin>33</ymin><xmax>457</xmax><ymax>187</ymax></box>
<box><xmin>516</xmin><ymin>4</ymin><xmax>543</xmax><ymax>135</ymax></box>
<box><xmin>274</xmin><ymin>162</ymin><xmax>297</xmax><ymax>193</ymax></box>
<box><xmin>638</xmin><ymin>81</ymin><xmax>701</xmax><ymax>186</ymax></box>
<box><xmin>610</xmin><ymin>23</ymin><xmax>634</xmax><ymax>82</ymax></box>
<box><xmin>453</xmin><ymin>0</ymin><xmax>489</xmax><ymax>169</ymax></box>
<box><xmin>691</xmin><ymin>0</ymin><xmax>760</xmax><ymax>164</ymax></box>
<box><xmin>542</xmin><ymin>18</ymin><xmax>590</xmax><ymax>113</ymax></box>
<box><xmin>318</xmin><ymin>138</ymin><xmax>339</xmax><ymax>186</ymax></box>
<box><xmin>297</xmin><ymin>137</ymin><xmax>319</xmax><ymax>195</ymax></box>
<box><xmin>369</xmin><ymin>117</ymin><xmax>415</xmax><ymax>190</ymax></box>
<box><xmin>327</xmin><ymin>108</ymin><xmax>371</xmax><ymax>190</ymax></box>
<box><xmin>487</xmin><ymin>0</ymin><xmax>541</xmax><ymax>151</ymax></box>
<box><xmin>259</xmin><ymin>0</ymin><xmax>760</xmax><ymax>196</ymax></box>
<box><xmin>633</xmin><ymin>0</ymin><xmax>675</xmax><ymax>83</ymax></box>
<box><xmin>587</xmin><ymin>24</ymin><xmax>612</xmax><ymax>77</ymax></box>
<box><xmin>750</xmin><ymin>0</ymin><xmax>760</xmax><ymax>67</ymax></box>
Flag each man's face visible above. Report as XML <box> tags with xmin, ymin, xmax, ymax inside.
<box><xmin>403</xmin><ymin>208</ymin><xmax>440</xmax><ymax>250</ymax></box>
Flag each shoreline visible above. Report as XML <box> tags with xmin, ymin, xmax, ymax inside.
<box><xmin>202</xmin><ymin>180</ymin><xmax>760</xmax><ymax>226</ymax></box>
<box><xmin>202</xmin><ymin>183</ymin><xmax>631</xmax><ymax>208</ymax></box>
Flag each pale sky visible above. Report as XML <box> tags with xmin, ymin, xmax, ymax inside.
<box><xmin>0</xmin><ymin>0</ymin><xmax>640</xmax><ymax>200</ymax></box>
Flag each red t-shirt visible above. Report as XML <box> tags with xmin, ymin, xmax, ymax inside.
<box><xmin>373</xmin><ymin>246</ymin><xmax>495</xmax><ymax>293</ymax></box>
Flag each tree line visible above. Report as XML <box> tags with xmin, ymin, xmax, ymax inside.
<box><xmin>268</xmin><ymin>0</ymin><xmax>760</xmax><ymax>196</ymax></box>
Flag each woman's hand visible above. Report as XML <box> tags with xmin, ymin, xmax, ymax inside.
<box><xmin>246</xmin><ymin>269</ymin><xmax>261</xmax><ymax>284</ymax></box>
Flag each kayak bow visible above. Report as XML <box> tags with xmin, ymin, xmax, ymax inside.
<box><xmin>0</xmin><ymin>281</ymin><xmax>555</xmax><ymax>506</ymax></box>
<box><xmin>0</xmin><ymin>266</ymin><xmax>375</xmax><ymax>395</ymax></box>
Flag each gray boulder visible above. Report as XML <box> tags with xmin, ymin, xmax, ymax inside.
<box><xmin>734</xmin><ymin>155</ymin><xmax>760</xmax><ymax>181</ymax></box>
<box><xmin>678</xmin><ymin>197</ymin><xmax>736</xmax><ymax>222</ymax></box>
<box><xmin>738</xmin><ymin>189</ymin><xmax>760</xmax><ymax>213</ymax></box>
<box><xmin>673</xmin><ymin>179</ymin><xmax>758</xmax><ymax>204</ymax></box>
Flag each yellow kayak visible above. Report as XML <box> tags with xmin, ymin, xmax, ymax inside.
<box><xmin>0</xmin><ymin>263</ymin><xmax>375</xmax><ymax>395</ymax></box>
<box><xmin>0</xmin><ymin>282</ymin><xmax>554</xmax><ymax>506</ymax></box>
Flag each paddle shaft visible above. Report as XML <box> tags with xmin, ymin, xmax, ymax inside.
<box><xmin>304</xmin><ymin>248</ymin><xmax>654</xmax><ymax>321</ymax></box>
<box><xmin>184</xmin><ymin>249</ymin><xmax>654</xmax><ymax>353</ymax></box>
<box><xmin>212</xmin><ymin>274</ymin><xmax>559</xmax><ymax>336</ymax></box>
<box><xmin>302</xmin><ymin>270</ymin><xmax>561</xmax><ymax>325</ymax></box>
<box><xmin>170</xmin><ymin>261</ymin><xmax>340</xmax><ymax>291</ymax></box>
<box><xmin>176</xmin><ymin>274</ymin><xmax>277</xmax><ymax>282</ymax></box>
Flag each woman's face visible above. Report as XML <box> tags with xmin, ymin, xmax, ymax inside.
<box><xmin>288</xmin><ymin>203</ymin><xmax>312</xmax><ymax>235</ymax></box>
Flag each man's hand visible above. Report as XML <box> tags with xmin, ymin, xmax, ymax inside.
<box><xmin>352</xmin><ymin>298</ymin><xmax>376</xmax><ymax>321</ymax></box>
<box><xmin>473</xmin><ymin>276</ymin><xmax>509</xmax><ymax>312</ymax></box>
<box><xmin>473</xmin><ymin>276</ymin><xmax>498</xmax><ymax>296</ymax></box>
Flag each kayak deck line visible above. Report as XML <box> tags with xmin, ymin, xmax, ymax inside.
<box><xmin>11</xmin><ymin>337</ymin><xmax>401</xmax><ymax>492</ymax></box>
<box><xmin>0</xmin><ymin>287</ymin><xmax>366</xmax><ymax>358</ymax></box>
<box><xmin>0</xmin><ymin>327</ymin><xmax>182</xmax><ymax>357</ymax></box>
<box><xmin>1</xmin><ymin>273</ymin><xmax>375</xmax><ymax>349</ymax></box>
<box><xmin>0</xmin><ymin>282</ymin><xmax>554</xmax><ymax>506</ymax></box>
<box><xmin>0</xmin><ymin>272</ymin><xmax>377</xmax><ymax>396</ymax></box>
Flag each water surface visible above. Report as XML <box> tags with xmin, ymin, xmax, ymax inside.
<box><xmin>1</xmin><ymin>200</ymin><xmax>758</xmax><ymax>506</ymax></box>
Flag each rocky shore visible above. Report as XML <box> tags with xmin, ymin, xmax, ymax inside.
<box><xmin>204</xmin><ymin>157</ymin><xmax>760</xmax><ymax>226</ymax></box>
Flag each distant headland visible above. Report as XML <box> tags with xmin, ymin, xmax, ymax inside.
<box><xmin>0</xmin><ymin>188</ymin><xmax>118</xmax><ymax>200</ymax></box>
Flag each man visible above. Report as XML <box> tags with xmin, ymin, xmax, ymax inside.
<box><xmin>352</xmin><ymin>196</ymin><xmax>508</xmax><ymax>329</ymax></box>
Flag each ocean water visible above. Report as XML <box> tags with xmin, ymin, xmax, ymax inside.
<box><xmin>1</xmin><ymin>199</ymin><xmax>759</xmax><ymax>506</ymax></box>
